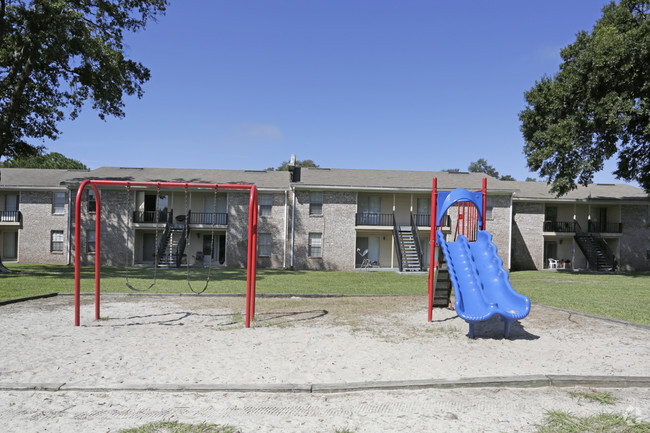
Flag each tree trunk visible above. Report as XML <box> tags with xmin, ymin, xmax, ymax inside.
<box><xmin>0</xmin><ymin>255</ymin><xmax>15</xmax><ymax>274</ymax></box>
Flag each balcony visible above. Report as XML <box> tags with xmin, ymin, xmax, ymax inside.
<box><xmin>355</xmin><ymin>213</ymin><xmax>394</xmax><ymax>226</ymax></box>
<box><xmin>0</xmin><ymin>210</ymin><xmax>22</xmax><ymax>224</ymax></box>
<box><xmin>543</xmin><ymin>221</ymin><xmax>576</xmax><ymax>233</ymax></box>
<box><xmin>188</xmin><ymin>212</ymin><xmax>228</xmax><ymax>225</ymax></box>
<box><xmin>132</xmin><ymin>210</ymin><xmax>169</xmax><ymax>224</ymax></box>
<box><xmin>588</xmin><ymin>221</ymin><xmax>622</xmax><ymax>234</ymax></box>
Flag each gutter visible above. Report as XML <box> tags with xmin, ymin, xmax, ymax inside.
<box><xmin>66</xmin><ymin>187</ymin><xmax>73</xmax><ymax>266</ymax></box>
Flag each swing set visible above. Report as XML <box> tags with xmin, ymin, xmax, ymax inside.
<box><xmin>73</xmin><ymin>179</ymin><xmax>259</xmax><ymax>328</ymax></box>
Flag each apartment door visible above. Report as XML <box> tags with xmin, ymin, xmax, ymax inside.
<box><xmin>417</xmin><ymin>198</ymin><xmax>430</xmax><ymax>226</ymax></box>
<box><xmin>2</xmin><ymin>231</ymin><xmax>18</xmax><ymax>259</ymax></box>
<box><xmin>356</xmin><ymin>236</ymin><xmax>380</xmax><ymax>266</ymax></box>
<box><xmin>203</xmin><ymin>195</ymin><xmax>226</xmax><ymax>224</ymax></box>
<box><xmin>358</xmin><ymin>196</ymin><xmax>381</xmax><ymax>225</ymax></box>
<box><xmin>202</xmin><ymin>234</ymin><xmax>225</xmax><ymax>264</ymax></box>
<box><xmin>143</xmin><ymin>233</ymin><xmax>156</xmax><ymax>262</ymax></box>
<box><xmin>544</xmin><ymin>241</ymin><xmax>557</xmax><ymax>268</ymax></box>
<box><xmin>2</xmin><ymin>194</ymin><xmax>18</xmax><ymax>222</ymax></box>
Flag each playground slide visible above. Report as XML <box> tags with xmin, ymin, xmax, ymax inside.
<box><xmin>436</xmin><ymin>230</ymin><xmax>530</xmax><ymax>338</ymax></box>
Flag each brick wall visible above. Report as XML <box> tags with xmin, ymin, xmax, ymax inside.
<box><xmin>292</xmin><ymin>190</ymin><xmax>357</xmax><ymax>270</ymax></box>
<box><xmin>619</xmin><ymin>203</ymin><xmax>650</xmax><ymax>271</ymax></box>
<box><xmin>511</xmin><ymin>202</ymin><xmax>544</xmax><ymax>270</ymax></box>
<box><xmin>19</xmin><ymin>191</ymin><xmax>68</xmax><ymax>264</ymax></box>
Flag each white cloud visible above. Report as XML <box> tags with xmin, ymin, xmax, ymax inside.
<box><xmin>227</xmin><ymin>123</ymin><xmax>284</xmax><ymax>145</ymax></box>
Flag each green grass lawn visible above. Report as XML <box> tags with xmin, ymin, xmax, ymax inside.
<box><xmin>1</xmin><ymin>264</ymin><xmax>649</xmax><ymax>325</ymax></box>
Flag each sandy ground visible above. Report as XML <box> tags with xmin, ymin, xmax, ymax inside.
<box><xmin>1</xmin><ymin>294</ymin><xmax>649</xmax><ymax>432</ymax></box>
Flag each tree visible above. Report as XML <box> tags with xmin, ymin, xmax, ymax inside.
<box><xmin>525</xmin><ymin>177</ymin><xmax>539</xmax><ymax>182</ymax></box>
<box><xmin>1</xmin><ymin>151</ymin><xmax>87</xmax><ymax>169</ymax></box>
<box><xmin>267</xmin><ymin>159</ymin><xmax>320</xmax><ymax>171</ymax></box>
<box><xmin>468</xmin><ymin>158</ymin><xmax>500</xmax><ymax>178</ymax></box>
<box><xmin>0</xmin><ymin>1</ymin><xmax>166</xmax><ymax>273</ymax></box>
<box><xmin>0</xmin><ymin>0</ymin><xmax>168</xmax><ymax>160</ymax></box>
<box><xmin>500</xmin><ymin>175</ymin><xmax>516</xmax><ymax>181</ymax></box>
<box><xmin>520</xmin><ymin>0</ymin><xmax>650</xmax><ymax>195</ymax></box>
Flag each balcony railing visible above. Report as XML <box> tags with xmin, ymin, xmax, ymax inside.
<box><xmin>189</xmin><ymin>212</ymin><xmax>228</xmax><ymax>225</ymax></box>
<box><xmin>0</xmin><ymin>210</ymin><xmax>21</xmax><ymax>223</ymax></box>
<box><xmin>132</xmin><ymin>210</ymin><xmax>168</xmax><ymax>224</ymax></box>
<box><xmin>355</xmin><ymin>213</ymin><xmax>394</xmax><ymax>226</ymax></box>
<box><xmin>588</xmin><ymin>221</ymin><xmax>622</xmax><ymax>234</ymax></box>
<box><xmin>543</xmin><ymin>221</ymin><xmax>576</xmax><ymax>233</ymax></box>
<box><xmin>414</xmin><ymin>213</ymin><xmax>431</xmax><ymax>227</ymax></box>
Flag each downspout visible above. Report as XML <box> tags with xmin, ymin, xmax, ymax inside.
<box><xmin>66</xmin><ymin>187</ymin><xmax>72</xmax><ymax>265</ymax></box>
<box><xmin>290</xmin><ymin>186</ymin><xmax>296</xmax><ymax>269</ymax></box>
<box><xmin>283</xmin><ymin>189</ymin><xmax>287</xmax><ymax>269</ymax></box>
<box><xmin>508</xmin><ymin>193</ymin><xmax>513</xmax><ymax>270</ymax></box>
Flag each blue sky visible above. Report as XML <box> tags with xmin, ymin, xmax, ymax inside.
<box><xmin>43</xmin><ymin>0</ymin><xmax>634</xmax><ymax>185</ymax></box>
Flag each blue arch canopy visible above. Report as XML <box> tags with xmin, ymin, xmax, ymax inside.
<box><xmin>436</xmin><ymin>188</ymin><xmax>484</xmax><ymax>227</ymax></box>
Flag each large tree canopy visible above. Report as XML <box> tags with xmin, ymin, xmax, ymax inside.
<box><xmin>520</xmin><ymin>0</ymin><xmax>650</xmax><ymax>195</ymax></box>
<box><xmin>1</xmin><ymin>151</ymin><xmax>87</xmax><ymax>168</ymax></box>
<box><xmin>0</xmin><ymin>0</ymin><xmax>167</xmax><ymax>160</ymax></box>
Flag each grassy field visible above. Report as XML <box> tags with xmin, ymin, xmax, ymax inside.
<box><xmin>1</xmin><ymin>264</ymin><xmax>649</xmax><ymax>325</ymax></box>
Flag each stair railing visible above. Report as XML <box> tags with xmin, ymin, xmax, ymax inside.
<box><xmin>410</xmin><ymin>212</ymin><xmax>424</xmax><ymax>271</ymax></box>
<box><xmin>176</xmin><ymin>210</ymin><xmax>191</xmax><ymax>267</ymax></box>
<box><xmin>591</xmin><ymin>231</ymin><xmax>616</xmax><ymax>270</ymax></box>
<box><xmin>392</xmin><ymin>212</ymin><xmax>403</xmax><ymax>272</ymax></box>
<box><xmin>156</xmin><ymin>209</ymin><xmax>173</xmax><ymax>263</ymax></box>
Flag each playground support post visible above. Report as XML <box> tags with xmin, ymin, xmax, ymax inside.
<box><xmin>73</xmin><ymin>180</ymin><xmax>258</xmax><ymax>328</ymax></box>
<box><xmin>428</xmin><ymin>177</ymin><xmax>438</xmax><ymax>322</ymax></box>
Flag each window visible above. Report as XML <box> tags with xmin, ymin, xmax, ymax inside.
<box><xmin>258</xmin><ymin>233</ymin><xmax>272</xmax><ymax>257</ymax></box>
<box><xmin>88</xmin><ymin>190</ymin><xmax>97</xmax><ymax>213</ymax></box>
<box><xmin>259</xmin><ymin>194</ymin><xmax>273</xmax><ymax>216</ymax></box>
<box><xmin>51</xmin><ymin>230</ymin><xmax>64</xmax><ymax>252</ymax></box>
<box><xmin>486</xmin><ymin>196</ymin><xmax>494</xmax><ymax>220</ymax></box>
<box><xmin>308</xmin><ymin>233</ymin><xmax>322</xmax><ymax>258</ymax></box>
<box><xmin>310</xmin><ymin>191</ymin><xmax>323</xmax><ymax>216</ymax></box>
<box><xmin>87</xmin><ymin>230</ymin><xmax>96</xmax><ymax>253</ymax></box>
<box><xmin>53</xmin><ymin>192</ymin><xmax>66</xmax><ymax>215</ymax></box>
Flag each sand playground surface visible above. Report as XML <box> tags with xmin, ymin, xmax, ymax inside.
<box><xmin>1</xmin><ymin>294</ymin><xmax>649</xmax><ymax>432</ymax></box>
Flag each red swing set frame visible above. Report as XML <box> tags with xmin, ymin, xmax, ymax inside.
<box><xmin>73</xmin><ymin>179</ymin><xmax>259</xmax><ymax>328</ymax></box>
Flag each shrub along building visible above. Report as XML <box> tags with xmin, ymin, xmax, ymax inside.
<box><xmin>1</xmin><ymin>163</ymin><xmax>648</xmax><ymax>272</ymax></box>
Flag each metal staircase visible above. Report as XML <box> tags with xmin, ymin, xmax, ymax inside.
<box><xmin>155</xmin><ymin>210</ymin><xmax>189</xmax><ymax>268</ymax></box>
<box><xmin>396</xmin><ymin>227</ymin><xmax>422</xmax><ymax>271</ymax></box>
<box><xmin>574</xmin><ymin>231</ymin><xmax>615</xmax><ymax>272</ymax></box>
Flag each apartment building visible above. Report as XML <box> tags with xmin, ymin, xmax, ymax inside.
<box><xmin>1</xmin><ymin>165</ymin><xmax>648</xmax><ymax>272</ymax></box>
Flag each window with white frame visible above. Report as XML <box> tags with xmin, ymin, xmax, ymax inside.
<box><xmin>53</xmin><ymin>192</ymin><xmax>66</xmax><ymax>215</ymax></box>
<box><xmin>87</xmin><ymin>230</ymin><xmax>96</xmax><ymax>253</ymax></box>
<box><xmin>310</xmin><ymin>191</ymin><xmax>323</xmax><ymax>216</ymax></box>
<box><xmin>51</xmin><ymin>230</ymin><xmax>64</xmax><ymax>252</ymax></box>
<box><xmin>486</xmin><ymin>196</ymin><xmax>494</xmax><ymax>220</ymax></box>
<box><xmin>259</xmin><ymin>194</ymin><xmax>273</xmax><ymax>216</ymax></box>
<box><xmin>88</xmin><ymin>190</ymin><xmax>97</xmax><ymax>213</ymax></box>
<box><xmin>258</xmin><ymin>233</ymin><xmax>272</xmax><ymax>257</ymax></box>
<box><xmin>308</xmin><ymin>233</ymin><xmax>322</xmax><ymax>258</ymax></box>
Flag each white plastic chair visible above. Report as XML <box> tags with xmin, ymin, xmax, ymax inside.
<box><xmin>357</xmin><ymin>248</ymin><xmax>370</xmax><ymax>269</ymax></box>
<box><xmin>548</xmin><ymin>258</ymin><xmax>559</xmax><ymax>269</ymax></box>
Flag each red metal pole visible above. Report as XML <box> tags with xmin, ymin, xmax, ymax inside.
<box><xmin>250</xmin><ymin>186</ymin><xmax>258</xmax><ymax>319</ymax></box>
<box><xmin>92</xmin><ymin>183</ymin><xmax>101</xmax><ymax>321</ymax></box>
<box><xmin>482</xmin><ymin>177</ymin><xmax>487</xmax><ymax>231</ymax></box>
<box><xmin>428</xmin><ymin>177</ymin><xmax>438</xmax><ymax>322</ymax></box>
<box><xmin>245</xmin><ymin>186</ymin><xmax>255</xmax><ymax>328</ymax></box>
<box><xmin>74</xmin><ymin>180</ymin><xmax>91</xmax><ymax>326</ymax></box>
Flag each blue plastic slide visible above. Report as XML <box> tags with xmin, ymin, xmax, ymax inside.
<box><xmin>436</xmin><ymin>230</ymin><xmax>530</xmax><ymax>338</ymax></box>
